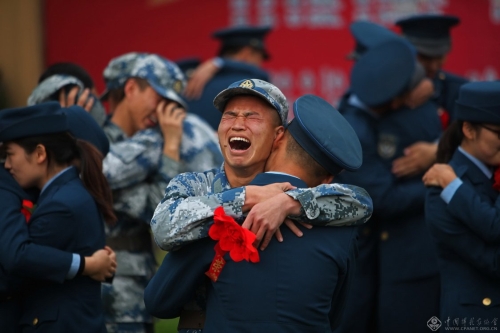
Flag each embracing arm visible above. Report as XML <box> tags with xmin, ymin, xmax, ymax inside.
<box><xmin>0</xmin><ymin>189</ymin><xmax>115</xmax><ymax>283</ymax></box>
<box><xmin>151</xmin><ymin>171</ymin><xmax>245</xmax><ymax>251</ymax></box>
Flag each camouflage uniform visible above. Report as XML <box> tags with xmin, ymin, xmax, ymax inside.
<box><xmin>27</xmin><ymin>74</ymin><xmax>107</xmax><ymax>126</ymax></box>
<box><xmin>151</xmin><ymin>164</ymin><xmax>372</xmax><ymax>251</ymax></box>
<box><xmin>100</xmin><ymin>53</ymin><xmax>222</xmax><ymax>333</ymax></box>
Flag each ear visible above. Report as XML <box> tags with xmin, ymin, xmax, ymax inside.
<box><xmin>34</xmin><ymin>144</ymin><xmax>48</xmax><ymax>165</ymax></box>
<box><xmin>462</xmin><ymin>121</ymin><xmax>477</xmax><ymax>140</ymax></box>
<box><xmin>320</xmin><ymin>175</ymin><xmax>334</xmax><ymax>185</ymax></box>
<box><xmin>271</xmin><ymin>126</ymin><xmax>285</xmax><ymax>150</ymax></box>
<box><xmin>123</xmin><ymin>78</ymin><xmax>137</xmax><ymax>99</ymax></box>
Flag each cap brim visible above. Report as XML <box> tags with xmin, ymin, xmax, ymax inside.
<box><xmin>149</xmin><ymin>82</ymin><xmax>188</xmax><ymax>110</ymax></box>
<box><xmin>213</xmin><ymin>87</ymin><xmax>275</xmax><ymax>113</ymax></box>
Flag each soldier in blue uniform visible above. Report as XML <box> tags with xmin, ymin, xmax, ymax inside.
<box><xmin>335</xmin><ymin>39</ymin><xmax>442</xmax><ymax>333</ymax></box>
<box><xmin>339</xmin><ymin>21</ymin><xmax>438</xmax><ymax>180</ymax></box>
<box><xmin>423</xmin><ymin>81</ymin><xmax>500</xmax><ymax>325</ymax></box>
<box><xmin>396</xmin><ymin>14</ymin><xmax>469</xmax><ymax>125</ymax></box>
<box><xmin>0</xmin><ymin>102</ymin><xmax>115</xmax><ymax>332</ymax></box>
<box><xmin>0</xmin><ymin>103</ymin><xmax>116</xmax><ymax>333</ymax></box>
<box><xmin>182</xmin><ymin>26</ymin><xmax>271</xmax><ymax>130</ymax></box>
<box><xmin>145</xmin><ymin>94</ymin><xmax>367</xmax><ymax>332</ymax></box>
<box><xmin>99</xmin><ymin>52</ymin><xmax>222</xmax><ymax>333</ymax></box>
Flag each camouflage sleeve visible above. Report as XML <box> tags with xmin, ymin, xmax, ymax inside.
<box><xmin>150</xmin><ymin>172</ymin><xmax>245</xmax><ymax>251</ymax></box>
<box><xmin>103</xmin><ymin>129</ymin><xmax>163</xmax><ymax>190</ymax></box>
<box><xmin>285</xmin><ymin>183</ymin><xmax>373</xmax><ymax>226</ymax></box>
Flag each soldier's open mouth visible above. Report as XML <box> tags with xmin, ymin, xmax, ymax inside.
<box><xmin>229</xmin><ymin>136</ymin><xmax>251</xmax><ymax>151</ymax></box>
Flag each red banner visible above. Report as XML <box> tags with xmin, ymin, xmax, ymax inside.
<box><xmin>45</xmin><ymin>0</ymin><xmax>500</xmax><ymax>106</ymax></box>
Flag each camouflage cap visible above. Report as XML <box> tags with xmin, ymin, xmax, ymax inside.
<box><xmin>213</xmin><ymin>79</ymin><xmax>288</xmax><ymax>126</ymax></box>
<box><xmin>101</xmin><ymin>52</ymin><xmax>187</xmax><ymax>109</ymax></box>
<box><xmin>27</xmin><ymin>74</ymin><xmax>107</xmax><ymax>127</ymax></box>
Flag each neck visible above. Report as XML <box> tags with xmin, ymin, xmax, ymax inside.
<box><xmin>38</xmin><ymin>164</ymin><xmax>69</xmax><ymax>190</ymax></box>
<box><xmin>111</xmin><ymin>103</ymin><xmax>136</xmax><ymax>137</ymax></box>
<box><xmin>266</xmin><ymin>162</ymin><xmax>315</xmax><ymax>186</ymax></box>
<box><xmin>225</xmin><ymin>164</ymin><xmax>264</xmax><ymax>188</ymax></box>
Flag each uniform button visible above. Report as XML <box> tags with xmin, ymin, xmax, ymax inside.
<box><xmin>362</xmin><ymin>227</ymin><xmax>370</xmax><ymax>236</ymax></box>
<box><xmin>33</xmin><ymin>318</ymin><xmax>38</xmax><ymax>326</ymax></box>
<box><xmin>380</xmin><ymin>231</ymin><xmax>389</xmax><ymax>241</ymax></box>
<box><xmin>483</xmin><ymin>298</ymin><xmax>492</xmax><ymax>306</ymax></box>
<box><xmin>439</xmin><ymin>72</ymin><xmax>446</xmax><ymax>80</ymax></box>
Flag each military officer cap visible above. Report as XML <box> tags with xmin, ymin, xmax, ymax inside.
<box><xmin>0</xmin><ymin>102</ymin><xmax>110</xmax><ymax>155</ymax></box>
<box><xmin>213</xmin><ymin>25</ymin><xmax>272</xmax><ymax>59</ymax></box>
<box><xmin>351</xmin><ymin>39</ymin><xmax>416</xmax><ymax>107</ymax></box>
<box><xmin>349</xmin><ymin>21</ymin><xmax>399</xmax><ymax>60</ymax></box>
<box><xmin>101</xmin><ymin>52</ymin><xmax>187</xmax><ymax>108</ymax></box>
<box><xmin>287</xmin><ymin>94</ymin><xmax>362</xmax><ymax>175</ymax></box>
<box><xmin>455</xmin><ymin>81</ymin><xmax>500</xmax><ymax>125</ymax></box>
<box><xmin>0</xmin><ymin>102</ymin><xmax>68</xmax><ymax>142</ymax></box>
<box><xmin>175</xmin><ymin>57</ymin><xmax>201</xmax><ymax>79</ymax></box>
<box><xmin>395</xmin><ymin>14</ymin><xmax>460</xmax><ymax>57</ymax></box>
<box><xmin>213</xmin><ymin>78</ymin><xmax>288</xmax><ymax>126</ymax></box>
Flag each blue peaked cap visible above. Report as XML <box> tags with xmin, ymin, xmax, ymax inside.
<box><xmin>455</xmin><ymin>81</ymin><xmax>500</xmax><ymax>125</ymax></box>
<box><xmin>351</xmin><ymin>39</ymin><xmax>416</xmax><ymax>107</ymax></box>
<box><xmin>287</xmin><ymin>95</ymin><xmax>362</xmax><ymax>175</ymax></box>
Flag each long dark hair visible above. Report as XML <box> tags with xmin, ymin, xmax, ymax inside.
<box><xmin>12</xmin><ymin>132</ymin><xmax>116</xmax><ymax>224</ymax></box>
<box><xmin>436</xmin><ymin>120</ymin><xmax>481</xmax><ymax>163</ymax></box>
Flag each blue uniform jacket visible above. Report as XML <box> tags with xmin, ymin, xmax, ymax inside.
<box><xmin>145</xmin><ymin>173</ymin><xmax>357</xmax><ymax>332</ymax></box>
<box><xmin>336</xmin><ymin>101</ymin><xmax>441</xmax><ymax>282</ymax></box>
<box><xmin>431</xmin><ymin>70</ymin><xmax>468</xmax><ymax>123</ymax></box>
<box><xmin>186</xmin><ymin>59</ymin><xmax>269</xmax><ymax>130</ymax></box>
<box><xmin>0</xmin><ymin>168</ymin><xmax>73</xmax><ymax>333</ymax></box>
<box><xmin>18</xmin><ymin>167</ymin><xmax>106</xmax><ymax>332</ymax></box>
<box><xmin>426</xmin><ymin>150</ymin><xmax>500</xmax><ymax>319</ymax></box>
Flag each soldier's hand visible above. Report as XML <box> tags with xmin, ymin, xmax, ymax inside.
<box><xmin>58</xmin><ymin>86</ymin><xmax>94</xmax><ymax>112</ymax></box>
<box><xmin>184</xmin><ymin>58</ymin><xmax>220</xmax><ymax>100</ymax></box>
<box><xmin>157</xmin><ymin>100</ymin><xmax>186</xmax><ymax>161</ymax></box>
<box><xmin>392</xmin><ymin>141</ymin><xmax>438</xmax><ymax>178</ymax></box>
<box><xmin>243</xmin><ymin>192</ymin><xmax>301</xmax><ymax>250</ymax></box>
<box><xmin>422</xmin><ymin>163</ymin><xmax>457</xmax><ymax>188</ymax></box>
<box><xmin>406</xmin><ymin>78</ymin><xmax>434</xmax><ymax>109</ymax></box>
<box><xmin>274</xmin><ymin>218</ymin><xmax>313</xmax><ymax>242</ymax></box>
<box><xmin>84</xmin><ymin>246</ymin><xmax>117</xmax><ymax>282</ymax></box>
<box><xmin>243</xmin><ymin>182</ymin><xmax>296</xmax><ymax>212</ymax></box>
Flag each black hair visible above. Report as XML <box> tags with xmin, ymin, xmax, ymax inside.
<box><xmin>436</xmin><ymin>120</ymin><xmax>481</xmax><ymax>163</ymax></box>
<box><xmin>12</xmin><ymin>132</ymin><xmax>116</xmax><ymax>224</ymax></box>
<box><xmin>285</xmin><ymin>131</ymin><xmax>330</xmax><ymax>180</ymax></box>
<box><xmin>39</xmin><ymin>62</ymin><xmax>94</xmax><ymax>89</ymax></box>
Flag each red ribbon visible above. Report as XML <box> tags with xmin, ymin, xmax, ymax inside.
<box><xmin>205</xmin><ymin>207</ymin><xmax>260</xmax><ymax>282</ymax></box>
<box><xmin>21</xmin><ymin>199</ymin><xmax>34</xmax><ymax>223</ymax></box>
<box><xmin>493</xmin><ymin>167</ymin><xmax>500</xmax><ymax>191</ymax></box>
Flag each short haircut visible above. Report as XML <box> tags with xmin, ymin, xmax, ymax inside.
<box><xmin>107</xmin><ymin>77</ymin><xmax>150</xmax><ymax>104</ymax></box>
<box><xmin>39</xmin><ymin>62</ymin><xmax>94</xmax><ymax>89</ymax></box>
<box><xmin>284</xmin><ymin>131</ymin><xmax>330</xmax><ymax>180</ymax></box>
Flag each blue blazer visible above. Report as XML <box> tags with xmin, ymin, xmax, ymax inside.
<box><xmin>145</xmin><ymin>173</ymin><xmax>357</xmax><ymax>332</ymax></box>
<box><xmin>336</xmin><ymin>101</ymin><xmax>441</xmax><ymax>282</ymax></box>
<box><xmin>18</xmin><ymin>167</ymin><xmax>106</xmax><ymax>332</ymax></box>
<box><xmin>426</xmin><ymin>150</ymin><xmax>500</xmax><ymax>319</ymax></box>
<box><xmin>0</xmin><ymin>168</ymin><xmax>72</xmax><ymax>333</ymax></box>
<box><xmin>186</xmin><ymin>59</ymin><xmax>270</xmax><ymax>130</ymax></box>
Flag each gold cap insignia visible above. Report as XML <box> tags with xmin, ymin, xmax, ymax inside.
<box><xmin>173</xmin><ymin>80</ymin><xmax>183</xmax><ymax>94</ymax></box>
<box><xmin>239</xmin><ymin>80</ymin><xmax>254</xmax><ymax>89</ymax></box>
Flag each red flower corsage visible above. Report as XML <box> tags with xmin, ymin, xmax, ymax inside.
<box><xmin>493</xmin><ymin>167</ymin><xmax>500</xmax><ymax>191</ymax></box>
<box><xmin>21</xmin><ymin>199</ymin><xmax>35</xmax><ymax>223</ymax></box>
<box><xmin>205</xmin><ymin>207</ymin><xmax>260</xmax><ymax>282</ymax></box>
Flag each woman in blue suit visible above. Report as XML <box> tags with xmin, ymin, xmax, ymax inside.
<box><xmin>423</xmin><ymin>81</ymin><xmax>500</xmax><ymax>326</ymax></box>
<box><xmin>0</xmin><ymin>103</ymin><xmax>116</xmax><ymax>332</ymax></box>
